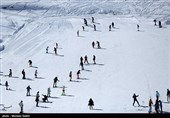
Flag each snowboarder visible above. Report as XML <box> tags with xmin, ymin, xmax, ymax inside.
<box><xmin>159</xmin><ymin>21</ymin><xmax>162</xmax><ymax>28</ymax></box>
<box><xmin>93</xmin><ymin>55</ymin><xmax>96</xmax><ymax>64</ymax></box>
<box><xmin>92</xmin><ymin>41</ymin><xmax>95</xmax><ymax>48</ymax></box>
<box><xmin>109</xmin><ymin>25</ymin><xmax>111</xmax><ymax>31</ymax></box>
<box><xmin>153</xmin><ymin>19</ymin><xmax>157</xmax><ymax>26</ymax></box>
<box><xmin>84</xmin><ymin>55</ymin><xmax>89</xmax><ymax>64</ymax></box>
<box><xmin>92</xmin><ymin>17</ymin><xmax>94</xmax><ymax>23</ymax></box>
<box><xmin>34</xmin><ymin>69</ymin><xmax>38</xmax><ymax>78</ymax></box>
<box><xmin>159</xmin><ymin>100</ymin><xmax>162</xmax><ymax>113</ymax></box>
<box><xmin>156</xmin><ymin>91</ymin><xmax>160</xmax><ymax>100</ymax></box>
<box><xmin>137</xmin><ymin>24</ymin><xmax>140</xmax><ymax>31</ymax></box>
<box><xmin>22</xmin><ymin>69</ymin><xmax>26</xmax><ymax>79</ymax></box>
<box><xmin>54</xmin><ymin>47</ymin><xmax>57</xmax><ymax>55</ymax></box>
<box><xmin>84</xmin><ymin>18</ymin><xmax>88</xmax><ymax>26</ymax></box>
<box><xmin>19</xmin><ymin>100</ymin><xmax>23</xmax><ymax>114</ymax></box>
<box><xmin>47</xmin><ymin>87</ymin><xmax>51</xmax><ymax>97</ymax></box>
<box><xmin>148</xmin><ymin>98</ymin><xmax>153</xmax><ymax>114</ymax></box>
<box><xmin>77</xmin><ymin>70</ymin><xmax>81</xmax><ymax>79</ymax></box>
<box><xmin>93</xmin><ymin>24</ymin><xmax>96</xmax><ymax>31</ymax></box>
<box><xmin>82</xmin><ymin>26</ymin><xmax>85</xmax><ymax>31</ymax></box>
<box><xmin>69</xmin><ymin>71</ymin><xmax>72</xmax><ymax>81</ymax></box>
<box><xmin>80</xmin><ymin>61</ymin><xmax>84</xmax><ymax>70</ymax></box>
<box><xmin>155</xmin><ymin>98</ymin><xmax>159</xmax><ymax>114</ymax></box>
<box><xmin>46</xmin><ymin>46</ymin><xmax>49</xmax><ymax>53</ymax></box>
<box><xmin>5</xmin><ymin>81</ymin><xmax>9</xmax><ymax>90</ymax></box>
<box><xmin>167</xmin><ymin>89</ymin><xmax>170</xmax><ymax>102</ymax></box>
<box><xmin>96</xmin><ymin>41</ymin><xmax>101</xmax><ymax>49</ymax></box>
<box><xmin>132</xmin><ymin>93</ymin><xmax>140</xmax><ymax>106</ymax></box>
<box><xmin>9</xmin><ymin>69</ymin><xmax>12</xmax><ymax>77</ymax></box>
<box><xmin>42</xmin><ymin>94</ymin><xmax>48</xmax><ymax>102</ymax></box>
<box><xmin>88</xmin><ymin>98</ymin><xmax>94</xmax><ymax>110</ymax></box>
<box><xmin>26</xmin><ymin>85</ymin><xmax>31</xmax><ymax>96</ymax></box>
<box><xmin>112</xmin><ymin>22</ymin><xmax>114</xmax><ymax>28</ymax></box>
<box><xmin>28</xmin><ymin>60</ymin><xmax>32</xmax><ymax>67</ymax></box>
<box><xmin>53</xmin><ymin>76</ymin><xmax>59</xmax><ymax>88</ymax></box>
<box><xmin>77</xmin><ymin>30</ymin><xmax>79</xmax><ymax>37</ymax></box>
<box><xmin>35</xmin><ymin>91</ymin><xmax>40</xmax><ymax>107</ymax></box>
<box><xmin>61</xmin><ymin>86</ymin><xmax>66</xmax><ymax>96</ymax></box>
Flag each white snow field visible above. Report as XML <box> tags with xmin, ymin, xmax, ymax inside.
<box><xmin>0</xmin><ymin>0</ymin><xmax>170</xmax><ymax>113</ymax></box>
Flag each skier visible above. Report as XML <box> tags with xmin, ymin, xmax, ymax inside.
<box><xmin>53</xmin><ymin>76</ymin><xmax>59</xmax><ymax>88</ymax></box>
<box><xmin>148</xmin><ymin>98</ymin><xmax>153</xmax><ymax>114</ymax></box>
<box><xmin>26</xmin><ymin>85</ymin><xmax>31</xmax><ymax>96</ymax></box>
<box><xmin>69</xmin><ymin>71</ymin><xmax>72</xmax><ymax>81</ymax></box>
<box><xmin>155</xmin><ymin>98</ymin><xmax>159</xmax><ymax>114</ymax></box>
<box><xmin>159</xmin><ymin>100</ymin><xmax>163</xmax><ymax>113</ymax></box>
<box><xmin>93</xmin><ymin>24</ymin><xmax>96</xmax><ymax>31</ymax></box>
<box><xmin>77</xmin><ymin>70</ymin><xmax>81</xmax><ymax>79</ymax></box>
<box><xmin>109</xmin><ymin>25</ymin><xmax>111</xmax><ymax>31</ymax></box>
<box><xmin>54</xmin><ymin>47</ymin><xmax>57</xmax><ymax>55</ymax></box>
<box><xmin>96</xmin><ymin>41</ymin><xmax>101</xmax><ymax>49</ymax></box>
<box><xmin>80</xmin><ymin>61</ymin><xmax>84</xmax><ymax>70</ymax></box>
<box><xmin>84</xmin><ymin>55</ymin><xmax>89</xmax><ymax>64</ymax></box>
<box><xmin>61</xmin><ymin>86</ymin><xmax>66</xmax><ymax>96</ymax></box>
<box><xmin>47</xmin><ymin>87</ymin><xmax>51</xmax><ymax>97</ymax></box>
<box><xmin>93</xmin><ymin>55</ymin><xmax>96</xmax><ymax>64</ymax></box>
<box><xmin>8</xmin><ymin>69</ymin><xmax>12</xmax><ymax>77</ymax></box>
<box><xmin>34</xmin><ymin>69</ymin><xmax>38</xmax><ymax>78</ymax></box>
<box><xmin>132</xmin><ymin>93</ymin><xmax>140</xmax><ymax>106</ymax></box>
<box><xmin>46</xmin><ymin>46</ymin><xmax>49</xmax><ymax>53</ymax></box>
<box><xmin>153</xmin><ymin>19</ymin><xmax>157</xmax><ymax>26</ymax></box>
<box><xmin>137</xmin><ymin>24</ymin><xmax>140</xmax><ymax>31</ymax></box>
<box><xmin>92</xmin><ymin>41</ymin><xmax>95</xmax><ymax>48</ymax></box>
<box><xmin>42</xmin><ymin>94</ymin><xmax>48</xmax><ymax>102</ymax></box>
<box><xmin>5</xmin><ymin>81</ymin><xmax>9</xmax><ymax>90</ymax></box>
<box><xmin>112</xmin><ymin>22</ymin><xmax>114</xmax><ymax>28</ymax></box>
<box><xmin>92</xmin><ymin>17</ymin><xmax>94</xmax><ymax>23</ymax></box>
<box><xmin>77</xmin><ymin>30</ymin><xmax>79</xmax><ymax>37</ymax></box>
<box><xmin>156</xmin><ymin>91</ymin><xmax>160</xmax><ymax>100</ymax></box>
<box><xmin>167</xmin><ymin>89</ymin><xmax>170</xmax><ymax>102</ymax></box>
<box><xmin>84</xmin><ymin>18</ymin><xmax>88</xmax><ymax>26</ymax></box>
<box><xmin>22</xmin><ymin>69</ymin><xmax>26</xmax><ymax>79</ymax></box>
<box><xmin>82</xmin><ymin>26</ymin><xmax>85</xmax><ymax>31</ymax></box>
<box><xmin>28</xmin><ymin>60</ymin><xmax>32</xmax><ymax>67</ymax></box>
<box><xmin>35</xmin><ymin>91</ymin><xmax>40</xmax><ymax>107</ymax></box>
<box><xmin>19</xmin><ymin>100</ymin><xmax>23</xmax><ymax>114</ymax></box>
<box><xmin>159</xmin><ymin>21</ymin><xmax>162</xmax><ymax>28</ymax></box>
<box><xmin>88</xmin><ymin>98</ymin><xmax>94</xmax><ymax>110</ymax></box>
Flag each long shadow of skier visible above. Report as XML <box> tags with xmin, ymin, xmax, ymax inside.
<box><xmin>92</xmin><ymin>108</ymin><xmax>103</xmax><ymax>111</ymax></box>
<box><xmin>79</xmin><ymin>78</ymin><xmax>89</xmax><ymax>80</ymax></box>
<box><xmin>36</xmin><ymin>77</ymin><xmax>45</xmax><ymax>79</ymax></box>
<box><xmin>83</xmin><ymin>69</ymin><xmax>92</xmax><ymax>72</ymax></box>
<box><xmin>62</xmin><ymin>94</ymin><xmax>74</xmax><ymax>97</ymax></box>
<box><xmin>38</xmin><ymin>105</ymin><xmax>50</xmax><ymax>108</ymax></box>
<box><xmin>69</xmin><ymin>80</ymin><xmax>81</xmax><ymax>82</ymax></box>
<box><xmin>30</xmin><ymin>66</ymin><xmax>38</xmax><ymax>68</ymax></box>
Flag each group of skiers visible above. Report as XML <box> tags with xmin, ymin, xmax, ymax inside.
<box><xmin>92</xmin><ymin>41</ymin><xmax>101</xmax><ymax>49</ymax></box>
<box><xmin>46</xmin><ymin>43</ymin><xmax>59</xmax><ymax>55</ymax></box>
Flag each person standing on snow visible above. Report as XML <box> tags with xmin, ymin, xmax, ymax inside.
<box><xmin>96</xmin><ymin>41</ymin><xmax>101</xmax><ymax>49</ymax></box>
<box><xmin>93</xmin><ymin>55</ymin><xmax>96</xmax><ymax>64</ymax></box>
<box><xmin>34</xmin><ymin>69</ymin><xmax>38</xmax><ymax>78</ymax></box>
<box><xmin>93</xmin><ymin>24</ymin><xmax>96</xmax><ymax>31</ymax></box>
<box><xmin>92</xmin><ymin>17</ymin><xmax>94</xmax><ymax>23</ymax></box>
<box><xmin>53</xmin><ymin>76</ymin><xmax>59</xmax><ymax>88</ymax></box>
<box><xmin>26</xmin><ymin>85</ymin><xmax>31</xmax><ymax>96</ymax></box>
<box><xmin>69</xmin><ymin>71</ymin><xmax>72</xmax><ymax>81</ymax></box>
<box><xmin>137</xmin><ymin>24</ymin><xmax>140</xmax><ymax>31</ymax></box>
<box><xmin>84</xmin><ymin>18</ymin><xmax>88</xmax><ymax>26</ymax></box>
<box><xmin>80</xmin><ymin>61</ymin><xmax>84</xmax><ymax>70</ymax></box>
<box><xmin>109</xmin><ymin>25</ymin><xmax>111</xmax><ymax>31</ymax></box>
<box><xmin>153</xmin><ymin>19</ymin><xmax>157</xmax><ymax>26</ymax></box>
<box><xmin>148</xmin><ymin>98</ymin><xmax>153</xmax><ymax>114</ymax></box>
<box><xmin>88</xmin><ymin>98</ymin><xmax>94</xmax><ymax>110</ymax></box>
<box><xmin>112</xmin><ymin>22</ymin><xmax>114</xmax><ymax>28</ymax></box>
<box><xmin>35</xmin><ymin>91</ymin><xmax>40</xmax><ymax>107</ymax></box>
<box><xmin>77</xmin><ymin>30</ymin><xmax>79</xmax><ymax>37</ymax></box>
<box><xmin>54</xmin><ymin>47</ymin><xmax>57</xmax><ymax>55</ymax></box>
<box><xmin>84</xmin><ymin>55</ymin><xmax>89</xmax><ymax>64</ymax></box>
<box><xmin>167</xmin><ymin>89</ymin><xmax>170</xmax><ymax>102</ymax></box>
<box><xmin>47</xmin><ymin>87</ymin><xmax>51</xmax><ymax>97</ymax></box>
<box><xmin>132</xmin><ymin>93</ymin><xmax>140</xmax><ymax>106</ymax></box>
<box><xmin>61</xmin><ymin>86</ymin><xmax>66</xmax><ymax>96</ymax></box>
<box><xmin>46</xmin><ymin>46</ymin><xmax>49</xmax><ymax>53</ymax></box>
<box><xmin>156</xmin><ymin>91</ymin><xmax>160</xmax><ymax>100</ymax></box>
<box><xmin>82</xmin><ymin>26</ymin><xmax>85</xmax><ymax>31</ymax></box>
<box><xmin>19</xmin><ymin>100</ymin><xmax>23</xmax><ymax>114</ymax></box>
<box><xmin>92</xmin><ymin>41</ymin><xmax>95</xmax><ymax>48</ymax></box>
<box><xmin>28</xmin><ymin>60</ymin><xmax>32</xmax><ymax>67</ymax></box>
<box><xmin>5</xmin><ymin>81</ymin><xmax>9</xmax><ymax>90</ymax></box>
<box><xmin>9</xmin><ymin>69</ymin><xmax>12</xmax><ymax>77</ymax></box>
<box><xmin>22</xmin><ymin>69</ymin><xmax>26</xmax><ymax>79</ymax></box>
<box><xmin>77</xmin><ymin>70</ymin><xmax>81</xmax><ymax>79</ymax></box>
